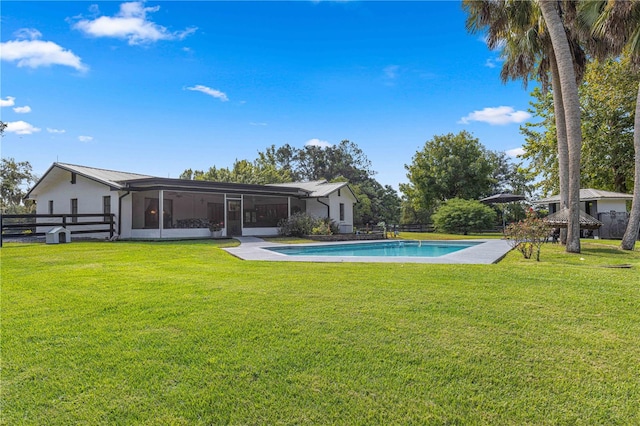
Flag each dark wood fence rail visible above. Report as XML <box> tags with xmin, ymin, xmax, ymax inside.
<box><xmin>1</xmin><ymin>213</ymin><xmax>115</xmax><ymax>246</ymax></box>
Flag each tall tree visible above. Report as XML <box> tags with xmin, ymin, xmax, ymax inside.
<box><xmin>521</xmin><ymin>60</ymin><xmax>637</xmax><ymax>195</ymax></box>
<box><xmin>581</xmin><ymin>57</ymin><xmax>637</xmax><ymax>193</ymax></box>
<box><xmin>463</xmin><ymin>0</ymin><xmax>587</xmax><ymax>249</ymax></box>
<box><xmin>181</xmin><ymin>141</ymin><xmax>400</xmax><ymax>226</ymax></box>
<box><xmin>401</xmin><ymin>131</ymin><xmax>494</xmax><ymax>219</ymax></box>
<box><xmin>1</xmin><ymin>158</ymin><xmax>35</xmax><ymax>213</ymax></box>
<box><xmin>539</xmin><ymin>0</ymin><xmax>583</xmax><ymax>253</ymax></box>
<box><xmin>579</xmin><ymin>0</ymin><xmax>640</xmax><ymax>250</ymax></box>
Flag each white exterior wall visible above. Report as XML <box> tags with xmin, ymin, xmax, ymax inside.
<box><xmin>31</xmin><ymin>169</ymin><xmax>116</xmax><ymax>238</ymax></box>
<box><xmin>242</xmin><ymin>227</ymin><xmax>279</xmax><ymax>236</ymax></box>
<box><xmin>28</xmin><ymin>166</ymin><xmax>357</xmax><ymax>239</ymax></box>
<box><xmin>119</xmin><ymin>192</ymin><xmax>133</xmax><ymax>239</ymax></box>
<box><xmin>304</xmin><ymin>189</ymin><xmax>356</xmax><ymax>234</ymax></box>
<box><xmin>306</xmin><ymin>198</ymin><xmax>331</xmax><ymax>219</ymax></box>
<box><xmin>596</xmin><ymin>200</ymin><xmax>627</xmax><ymax>214</ymax></box>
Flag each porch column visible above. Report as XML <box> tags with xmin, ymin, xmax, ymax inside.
<box><xmin>159</xmin><ymin>190</ymin><xmax>164</xmax><ymax>238</ymax></box>
<box><xmin>224</xmin><ymin>193</ymin><xmax>227</xmax><ymax>235</ymax></box>
<box><xmin>288</xmin><ymin>197</ymin><xmax>291</xmax><ymax>218</ymax></box>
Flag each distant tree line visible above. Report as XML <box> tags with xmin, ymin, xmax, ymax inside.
<box><xmin>180</xmin><ymin>140</ymin><xmax>401</xmax><ymax>226</ymax></box>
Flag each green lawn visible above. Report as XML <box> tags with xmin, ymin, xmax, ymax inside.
<box><xmin>2</xmin><ymin>239</ymin><xmax>639</xmax><ymax>425</ymax></box>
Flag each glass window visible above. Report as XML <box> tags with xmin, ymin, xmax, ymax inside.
<box><xmin>48</xmin><ymin>200</ymin><xmax>54</xmax><ymax>214</ymax></box>
<box><xmin>340</xmin><ymin>203</ymin><xmax>345</xmax><ymax>221</ymax></box>
<box><xmin>71</xmin><ymin>198</ymin><xmax>78</xmax><ymax>223</ymax></box>
<box><xmin>103</xmin><ymin>196</ymin><xmax>111</xmax><ymax>221</ymax></box>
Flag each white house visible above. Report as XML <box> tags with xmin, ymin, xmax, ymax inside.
<box><xmin>536</xmin><ymin>188</ymin><xmax>632</xmax><ymax>216</ymax></box>
<box><xmin>25</xmin><ymin>163</ymin><xmax>358</xmax><ymax>239</ymax></box>
<box><xmin>535</xmin><ymin>188</ymin><xmax>634</xmax><ymax>239</ymax></box>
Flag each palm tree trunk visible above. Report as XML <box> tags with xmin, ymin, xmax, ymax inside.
<box><xmin>621</xmin><ymin>82</ymin><xmax>640</xmax><ymax>250</ymax></box>
<box><xmin>540</xmin><ymin>0</ymin><xmax>582</xmax><ymax>253</ymax></box>
<box><xmin>550</xmin><ymin>51</ymin><xmax>570</xmax><ymax>245</ymax></box>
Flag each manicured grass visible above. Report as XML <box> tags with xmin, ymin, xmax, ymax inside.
<box><xmin>2</xmin><ymin>239</ymin><xmax>639</xmax><ymax>424</ymax></box>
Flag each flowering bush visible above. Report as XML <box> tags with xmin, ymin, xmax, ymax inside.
<box><xmin>504</xmin><ymin>210</ymin><xmax>550</xmax><ymax>261</ymax></box>
<box><xmin>208</xmin><ymin>221</ymin><xmax>224</xmax><ymax>232</ymax></box>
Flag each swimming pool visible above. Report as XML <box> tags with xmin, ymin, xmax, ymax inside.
<box><xmin>266</xmin><ymin>240</ymin><xmax>481</xmax><ymax>258</ymax></box>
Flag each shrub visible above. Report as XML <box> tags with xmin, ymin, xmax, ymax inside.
<box><xmin>504</xmin><ymin>210</ymin><xmax>550</xmax><ymax>261</ymax></box>
<box><xmin>278</xmin><ymin>213</ymin><xmax>339</xmax><ymax>237</ymax></box>
<box><xmin>432</xmin><ymin>198</ymin><xmax>497</xmax><ymax>235</ymax></box>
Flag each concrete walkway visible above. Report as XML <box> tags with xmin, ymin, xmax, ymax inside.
<box><xmin>224</xmin><ymin>237</ymin><xmax>512</xmax><ymax>264</ymax></box>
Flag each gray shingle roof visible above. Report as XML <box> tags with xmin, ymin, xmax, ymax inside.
<box><xmin>269</xmin><ymin>180</ymin><xmax>351</xmax><ymax>198</ymax></box>
<box><xmin>535</xmin><ymin>188</ymin><xmax>633</xmax><ymax>204</ymax></box>
<box><xmin>55</xmin><ymin>163</ymin><xmax>154</xmax><ymax>188</ymax></box>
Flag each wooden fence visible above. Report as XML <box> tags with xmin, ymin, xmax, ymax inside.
<box><xmin>1</xmin><ymin>213</ymin><xmax>115</xmax><ymax>246</ymax></box>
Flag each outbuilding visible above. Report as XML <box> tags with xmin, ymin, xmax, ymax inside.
<box><xmin>535</xmin><ymin>188</ymin><xmax>634</xmax><ymax>239</ymax></box>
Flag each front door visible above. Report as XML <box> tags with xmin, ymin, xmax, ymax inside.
<box><xmin>227</xmin><ymin>199</ymin><xmax>242</xmax><ymax>236</ymax></box>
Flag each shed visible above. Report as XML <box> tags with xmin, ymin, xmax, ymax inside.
<box><xmin>46</xmin><ymin>227</ymin><xmax>71</xmax><ymax>244</ymax></box>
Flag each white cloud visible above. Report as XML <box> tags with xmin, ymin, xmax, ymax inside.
<box><xmin>47</xmin><ymin>128</ymin><xmax>66</xmax><ymax>134</ymax></box>
<box><xmin>1</xmin><ymin>96</ymin><xmax>16</xmax><ymax>107</ymax></box>
<box><xmin>78</xmin><ymin>135</ymin><xmax>94</xmax><ymax>142</ymax></box>
<box><xmin>249</xmin><ymin>122</ymin><xmax>267</xmax><ymax>126</ymax></box>
<box><xmin>459</xmin><ymin>106</ymin><xmax>531</xmax><ymax>126</ymax></box>
<box><xmin>13</xmin><ymin>106</ymin><xmax>32</xmax><ymax>114</ymax></box>
<box><xmin>5</xmin><ymin>120</ymin><xmax>41</xmax><ymax>135</ymax></box>
<box><xmin>15</xmin><ymin>28</ymin><xmax>43</xmax><ymax>40</ymax></box>
<box><xmin>506</xmin><ymin>147</ymin><xmax>526</xmax><ymax>157</ymax></box>
<box><xmin>1</xmin><ymin>29</ymin><xmax>87</xmax><ymax>71</ymax></box>
<box><xmin>73</xmin><ymin>2</ymin><xmax>197</xmax><ymax>45</ymax></box>
<box><xmin>485</xmin><ymin>58</ymin><xmax>497</xmax><ymax>68</ymax></box>
<box><xmin>186</xmin><ymin>85</ymin><xmax>229</xmax><ymax>102</ymax></box>
<box><xmin>305</xmin><ymin>138</ymin><xmax>332</xmax><ymax>148</ymax></box>
<box><xmin>384</xmin><ymin>65</ymin><xmax>399</xmax><ymax>79</ymax></box>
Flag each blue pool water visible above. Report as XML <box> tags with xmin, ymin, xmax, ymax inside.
<box><xmin>266</xmin><ymin>241</ymin><xmax>481</xmax><ymax>258</ymax></box>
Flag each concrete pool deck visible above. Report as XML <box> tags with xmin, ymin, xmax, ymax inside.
<box><xmin>223</xmin><ymin>237</ymin><xmax>512</xmax><ymax>264</ymax></box>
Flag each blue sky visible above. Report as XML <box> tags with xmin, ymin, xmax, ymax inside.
<box><xmin>1</xmin><ymin>1</ymin><xmax>535</xmax><ymax>190</ymax></box>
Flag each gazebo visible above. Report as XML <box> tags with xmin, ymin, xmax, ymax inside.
<box><xmin>542</xmin><ymin>208</ymin><xmax>603</xmax><ymax>230</ymax></box>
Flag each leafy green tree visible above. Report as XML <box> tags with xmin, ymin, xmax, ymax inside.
<box><xmin>465</xmin><ymin>0</ymin><xmax>592</xmax><ymax>252</ymax></box>
<box><xmin>181</xmin><ymin>140</ymin><xmax>401</xmax><ymax>226</ymax></box>
<box><xmin>521</xmin><ymin>59</ymin><xmax>638</xmax><ymax>194</ymax></box>
<box><xmin>401</xmin><ymin>131</ymin><xmax>494</xmax><ymax>220</ymax></box>
<box><xmin>486</xmin><ymin>151</ymin><xmax>534</xmax><ymax>197</ymax></box>
<box><xmin>179</xmin><ymin>158</ymin><xmax>292</xmax><ymax>184</ymax></box>
<box><xmin>579</xmin><ymin>0</ymin><xmax>640</xmax><ymax>250</ymax></box>
<box><xmin>431</xmin><ymin>198</ymin><xmax>497</xmax><ymax>235</ymax></box>
<box><xmin>520</xmin><ymin>87</ymin><xmax>561</xmax><ymax>196</ymax></box>
<box><xmin>581</xmin><ymin>56</ymin><xmax>638</xmax><ymax>193</ymax></box>
<box><xmin>1</xmin><ymin>158</ymin><xmax>35</xmax><ymax>213</ymax></box>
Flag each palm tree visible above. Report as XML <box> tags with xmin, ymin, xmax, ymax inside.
<box><xmin>463</xmin><ymin>0</ymin><xmax>586</xmax><ymax>250</ymax></box>
<box><xmin>538</xmin><ymin>0</ymin><xmax>583</xmax><ymax>253</ymax></box>
<box><xmin>580</xmin><ymin>0</ymin><xmax>640</xmax><ymax>250</ymax></box>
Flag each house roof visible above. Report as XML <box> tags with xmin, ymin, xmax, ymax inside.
<box><xmin>57</xmin><ymin>163</ymin><xmax>154</xmax><ymax>188</ymax></box>
<box><xmin>122</xmin><ymin>177</ymin><xmax>308</xmax><ymax>197</ymax></box>
<box><xmin>26</xmin><ymin>163</ymin><xmax>355</xmax><ymax>200</ymax></box>
<box><xmin>269</xmin><ymin>180</ymin><xmax>357</xmax><ymax>199</ymax></box>
<box><xmin>535</xmin><ymin>188</ymin><xmax>633</xmax><ymax>204</ymax></box>
<box><xmin>25</xmin><ymin>162</ymin><xmax>154</xmax><ymax>198</ymax></box>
